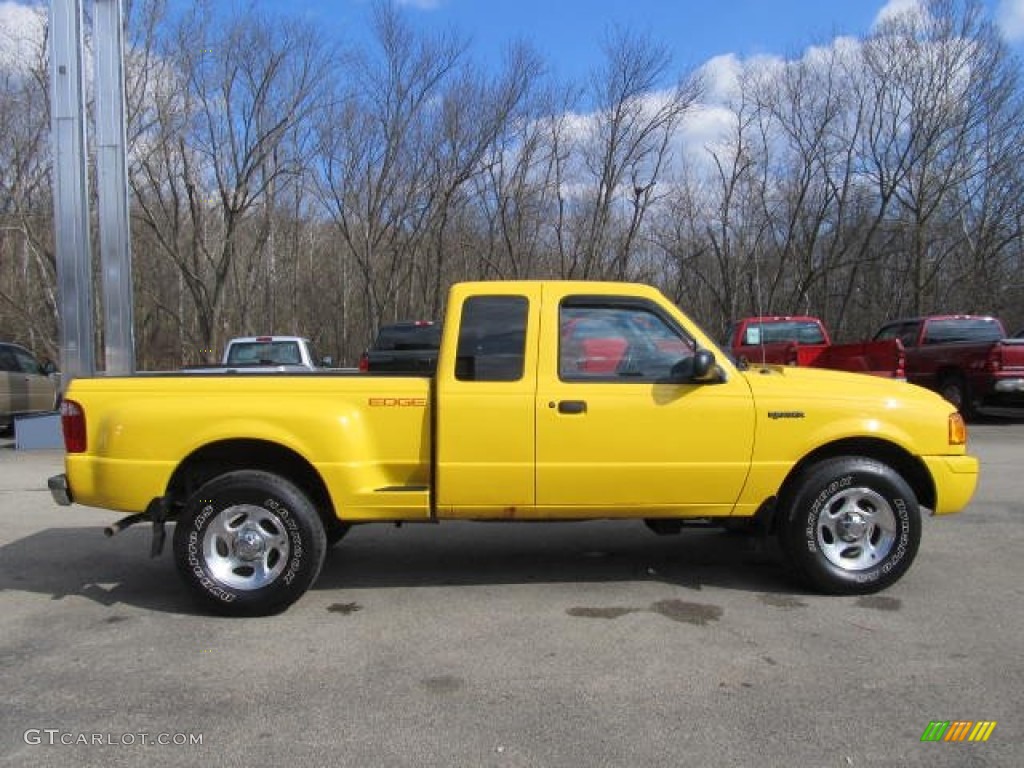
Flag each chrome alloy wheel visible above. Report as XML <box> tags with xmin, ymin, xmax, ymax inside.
<box><xmin>202</xmin><ymin>504</ymin><xmax>291</xmax><ymax>590</ymax></box>
<box><xmin>816</xmin><ymin>487</ymin><xmax>898</xmax><ymax>571</ymax></box>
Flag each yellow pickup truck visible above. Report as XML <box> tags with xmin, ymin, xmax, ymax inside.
<box><xmin>49</xmin><ymin>281</ymin><xmax>978</xmax><ymax>616</ymax></box>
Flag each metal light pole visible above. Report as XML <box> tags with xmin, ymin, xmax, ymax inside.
<box><xmin>50</xmin><ymin>0</ymin><xmax>136</xmax><ymax>380</ymax></box>
<box><xmin>94</xmin><ymin>0</ymin><xmax>136</xmax><ymax>374</ymax></box>
<box><xmin>49</xmin><ymin>0</ymin><xmax>95</xmax><ymax>381</ymax></box>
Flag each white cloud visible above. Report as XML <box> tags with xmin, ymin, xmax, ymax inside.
<box><xmin>873</xmin><ymin>0</ymin><xmax>925</xmax><ymax>28</ymax></box>
<box><xmin>678</xmin><ymin>103</ymin><xmax>735</xmax><ymax>167</ymax></box>
<box><xmin>700</xmin><ymin>54</ymin><xmax>743</xmax><ymax>103</ymax></box>
<box><xmin>997</xmin><ymin>0</ymin><xmax>1024</xmax><ymax>41</ymax></box>
<box><xmin>677</xmin><ymin>50</ymin><xmax>795</xmax><ymax>172</ymax></box>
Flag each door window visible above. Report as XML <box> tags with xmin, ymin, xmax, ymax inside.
<box><xmin>559</xmin><ymin>302</ymin><xmax>694</xmax><ymax>381</ymax></box>
<box><xmin>11</xmin><ymin>348</ymin><xmax>43</xmax><ymax>375</ymax></box>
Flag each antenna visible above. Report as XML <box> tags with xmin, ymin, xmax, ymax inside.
<box><xmin>751</xmin><ymin>250</ymin><xmax>768</xmax><ymax>366</ymax></box>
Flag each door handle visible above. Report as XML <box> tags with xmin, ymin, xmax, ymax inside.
<box><xmin>555</xmin><ymin>400</ymin><xmax>587</xmax><ymax>415</ymax></box>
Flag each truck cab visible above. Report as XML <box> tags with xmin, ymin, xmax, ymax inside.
<box><xmin>436</xmin><ymin>283</ymin><xmax>752</xmax><ymax>516</ymax></box>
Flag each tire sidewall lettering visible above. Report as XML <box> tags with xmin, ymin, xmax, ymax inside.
<box><xmin>265</xmin><ymin>497</ymin><xmax>304</xmax><ymax>586</ymax></box>
<box><xmin>881</xmin><ymin>498</ymin><xmax>911</xmax><ymax>575</ymax></box>
<box><xmin>804</xmin><ymin>474</ymin><xmax>854</xmax><ymax>553</ymax></box>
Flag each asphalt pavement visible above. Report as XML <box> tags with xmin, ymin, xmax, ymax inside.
<box><xmin>1</xmin><ymin>420</ymin><xmax>1022</xmax><ymax>768</ymax></box>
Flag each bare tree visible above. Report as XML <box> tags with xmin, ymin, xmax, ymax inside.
<box><xmin>129</xmin><ymin>2</ymin><xmax>331</xmax><ymax>359</ymax></box>
<box><xmin>314</xmin><ymin>1</ymin><xmax>466</xmax><ymax>343</ymax></box>
<box><xmin>472</xmin><ymin>82</ymin><xmax>576</xmax><ymax>281</ymax></box>
<box><xmin>420</xmin><ymin>42</ymin><xmax>545</xmax><ymax>315</ymax></box>
<box><xmin>0</xmin><ymin>5</ymin><xmax>57</xmax><ymax>358</ymax></box>
<box><xmin>567</xmin><ymin>28</ymin><xmax>701</xmax><ymax>280</ymax></box>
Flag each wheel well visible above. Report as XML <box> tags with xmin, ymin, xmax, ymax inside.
<box><xmin>166</xmin><ymin>439</ymin><xmax>336</xmax><ymax>526</ymax></box>
<box><xmin>769</xmin><ymin>437</ymin><xmax>936</xmax><ymax>531</ymax></box>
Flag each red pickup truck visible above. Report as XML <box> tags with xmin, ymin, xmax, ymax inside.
<box><xmin>727</xmin><ymin>316</ymin><xmax>905</xmax><ymax>378</ymax></box>
<box><xmin>872</xmin><ymin>315</ymin><xmax>1024</xmax><ymax>415</ymax></box>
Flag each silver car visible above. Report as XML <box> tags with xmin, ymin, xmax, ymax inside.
<box><xmin>0</xmin><ymin>342</ymin><xmax>59</xmax><ymax>430</ymax></box>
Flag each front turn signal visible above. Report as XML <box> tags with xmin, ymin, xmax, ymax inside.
<box><xmin>948</xmin><ymin>412</ymin><xmax>967</xmax><ymax>446</ymax></box>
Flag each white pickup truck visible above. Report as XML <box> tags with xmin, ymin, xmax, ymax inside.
<box><xmin>183</xmin><ymin>336</ymin><xmax>332</xmax><ymax>373</ymax></box>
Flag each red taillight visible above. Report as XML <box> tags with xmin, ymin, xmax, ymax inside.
<box><xmin>60</xmin><ymin>399</ymin><xmax>87</xmax><ymax>453</ymax></box>
<box><xmin>358</xmin><ymin>353</ymin><xmax>369</xmax><ymax>373</ymax></box>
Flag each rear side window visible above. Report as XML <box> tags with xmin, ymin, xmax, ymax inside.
<box><xmin>455</xmin><ymin>296</ymin><xmax>528</xmax><ymax>382</ymax></box>
<box><xmin>874</xmin><ymin>322</ymin><xmax>920</xmax><ymax>347</ymax></box>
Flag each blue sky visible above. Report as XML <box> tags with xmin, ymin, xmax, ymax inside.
<box><xmin>262</xmin><ymin>0</ymin><xmax>1024</xmax><ymax>86</ymax></box>
<box><xmin>4</xmin><ymin>1</ymin><xmax>1021</xmax><ymax>87</ymax></box>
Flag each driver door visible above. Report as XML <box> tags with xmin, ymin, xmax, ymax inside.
<box><xmin>534</xmin><ymin>293</ymin><xmax>755</xmax><ymax>516</ymax></box>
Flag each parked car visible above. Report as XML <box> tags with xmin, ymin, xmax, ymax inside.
<box><xmin>183</xmin><ymin>336</ymin><xmax>332</xmax><ymax>373</ymax></box>
<box><xmin>49</xmin><ymin>281</ymin><xmax>977</xmax><ymax>616</ymax></box>
<box><xmin>359</xmin><ymin>321</ymin><xmax>440</xmax><ymax>373</ymax></box>
<box><xmin>0</xmin><ymin>342</ymin><xmax>59</xmax><ymax>430</ymax></box>
<box><xmin>726</xmin><ymin>316</ymin><xmax>904</xmax><ymax>378</ymax></box>
<box><xmin>872</xmin><ymin>315</ymin><xmax>1024</xmax><ymax>415</ymax></box>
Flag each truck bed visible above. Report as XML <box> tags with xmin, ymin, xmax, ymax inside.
<box><xmin>61</xmin><ymin>373</ymin><xmax>434</xmax><ymax>520</ymax></box>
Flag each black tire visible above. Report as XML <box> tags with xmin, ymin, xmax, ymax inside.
<box><xmin>780</xmin><ymin>457</ymin><xmax>921</xmax><ymax>595</ymax></box>
<box><xmin>938</xmin><ymin>373</ymin><xmax>976</xmax><ymax>418</ymax></box>
<box><xmin>172</xmin><ymin>470</ymin><xmax>327</xmax><ymax>616</ymax></box>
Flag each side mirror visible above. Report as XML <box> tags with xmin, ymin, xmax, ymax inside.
<box><xmin>692</xmin><ymin>348</ymin><xmax>716</xmax><ymax>380</ymax></box>
<box><xmin>42</xmin><ymin>360</ymin><xmax>58</xmax><ymax>376</ymax></box>
<box><xmin>320</xmin><ymin>356</ymin><xmax>334</xmax><ymax>368</ymax></box>
<box><xmin>670</xmin><ymin>349</ymin><xmax>719</xmax><ymax>383</ymax></box>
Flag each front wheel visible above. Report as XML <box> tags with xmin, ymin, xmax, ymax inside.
<box><xmin>172</xmin><ymin>470</ymin><xmax>327</xmax><ymax>616</ymax></box>
<box><xmin>780</xmin><ymin>457</ymin><xmax>921</xmax><ymax>595</ymax></box>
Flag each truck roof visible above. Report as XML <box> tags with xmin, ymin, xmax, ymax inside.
<box><xmin>228</xmin><ymin>335</ymin><xmax>310</xmax><ymax>343</ymax></box>
<box><xmin>880</xmin><ymin>314</ymin><xmax>1001</xmax><ymax>325</ymax></box>
<box><xmin>736</xmin><ymin>315</ymin><xmax>823</xmax><ymax>323</ymax></box>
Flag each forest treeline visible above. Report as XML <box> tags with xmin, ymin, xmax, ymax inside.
<box><xmin>2</xmin><ymin>0</ymin><xmax>1023</xmax><ymax>368</ymax></box>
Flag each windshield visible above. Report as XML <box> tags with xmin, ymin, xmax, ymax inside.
<box><xmin>373</xmin><ymin>324</ymin><xmax>441</xmax><ymax>351</ymax></box>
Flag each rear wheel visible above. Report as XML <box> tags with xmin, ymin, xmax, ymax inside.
<box><xmin>780</xmin><ymin>457</ymin><xmax>920</xmax><ymax>594</ymax></box>
<box><xmin>173</xmin><ymin>470</ymin><xmax>326</xmax><ymax>616</ymax></box>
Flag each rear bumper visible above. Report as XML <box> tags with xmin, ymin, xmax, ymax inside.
<box><xmin>48</xmin><ymin>474</ymin><xmax>72</xmax><ymax>506</ymax></box>
<box><xmin>920</xmin><ymin>455</ymin><xmax>979</xmax><ymax>515</ymax></box>
<box><xmin>992</xmin><ymin>377</ymin><xmax>1024</xmax><ymax>393</ymax></box>
<box><xmin>979</xmin><ymin>376</ymin><xmax>1024</xmax><ymax>408</ymax></box>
